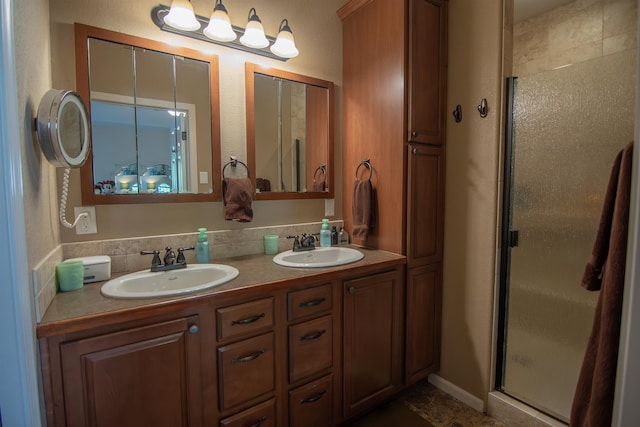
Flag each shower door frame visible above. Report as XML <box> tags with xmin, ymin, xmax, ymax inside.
<box><xmin>495</xmin><ymin>76</ymin><xmax>516</xmax><ymax>393</ymax></box>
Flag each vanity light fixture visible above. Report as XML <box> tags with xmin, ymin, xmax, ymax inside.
<box><xmin>270</xmin><ymin>19</ymin><xmax>299</xmax><ymax>59</ymax></box>
<box><xmin>163</xmin><ymin>0</ymin><xmax>200</xmax><ymax>31</ymax></box>
<box><xmin>239</xmin><ymin>8</ymin><xmax>269</xmax><ymax>49</ymax></box>
<box><xmin>151</xmin><ymin>5</ymin><xmax>296</xmax><ymax>62</ymax></box>
<box><xmin>203</xmin><ymin>0</ymin><xmax>236</xmax><ymax>42</ymax></box>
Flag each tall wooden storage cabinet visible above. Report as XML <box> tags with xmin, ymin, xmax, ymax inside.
<box><xmin>339</xmin><ymin>0</ymin><xmax>448</xmax><ymax>387</ymax></box>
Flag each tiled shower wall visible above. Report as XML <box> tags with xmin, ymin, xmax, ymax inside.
<box><xmin>513</xmin><ymin>0</ymin><xmax>637</xmax><ymax>77</ymax></box>
<box><xmin>32</xmin><ymin>220</ymin><xmax>342</xmax><ymax>321</ymax></box>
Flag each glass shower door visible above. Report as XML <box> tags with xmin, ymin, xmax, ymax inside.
<box><xmin>499</xmin><ymin>50</ymin><xmax>636</xmax><ymax>421</ymax></box>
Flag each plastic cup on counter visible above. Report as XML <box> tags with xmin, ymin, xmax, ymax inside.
<box><xmin>56</xmin><ymin>260</ymin><xmax>84</xmax><ymax>292</ymax></box>
<box><xmin>264</xmin><ymin>235</ymin><xmax>279</xmax><ymax>255</ymax></box>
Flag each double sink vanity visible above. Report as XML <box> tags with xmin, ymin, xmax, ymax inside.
<box><xmin>37</xmin><ymin>246</ymin><xmax>410</xmax><ymax>426</ymax></box>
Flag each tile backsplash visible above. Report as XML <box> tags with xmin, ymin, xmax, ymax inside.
<box><xmin>33</xmin><ymin>220</ymin><xmax>343</xmax><ymax>322</ymax></box>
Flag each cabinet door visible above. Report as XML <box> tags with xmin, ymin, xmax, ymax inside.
<box><xmin>289</xmin><ymin>375</ymin><xmax>333</xmax><ymax>427</ymax></box>
<box><xmin>219</xmin><ymin>398</ymin><xmax>276</xmax><ymax>427</ymax></box>
<box><xmin>218</xmin><ymin>332</ymin><xmax>275</xmax><ymax>411</ymax></box>
<box><xmin>60</xmin><ymin>316</ymin><xmax>202</xmax><ymax>427</ymax></box>
<box><xmin>408</xmin><ymin>0</ymin><xmax>448</xmax><ymax>144</ymax></box>
<box><xmin>343</xmin><ymin>270</ymin><xmax>404</xmax><ymax>419</ymax></box>
<box><xmin>405</xmin><ymin>263</ymin><xmax>442</xmax><ymax>385</ymax></box>
<box><xmin>406</xmin><ymin>144</ymin><xmax>445</xmax><ymax>267</ymax></box>
<box><xmin>289</xmin><ymin>315</ymin><xmax>333</xmax><ymax>383</ymax></box>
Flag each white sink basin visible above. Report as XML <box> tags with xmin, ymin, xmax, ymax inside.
<box><xmin>273</xmin><ymin>247</ymin><xmax>364</xmax><ymax>268</ymax></box>
<box><xmin>101</xmin><ymin>264</ymin><xmax>239</xmax><ymax>299</ymax></box>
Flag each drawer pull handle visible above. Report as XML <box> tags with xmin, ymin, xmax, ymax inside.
<box><xmin>300</xmin><ymin>390</ymin><xmax>326</xmax><ymax>404</ymax></box>
<box><xmin>250</xmin><ymin>416</ymin><xmax>267</xmax><ymax>427</ymax></box>
<box><xmin>300</xmin><ymin>330</ymin><xmax>326</xmax><ymax>341</ymax></box>
<box><xmin>231</xmin><ymin>349</ymin><xmax>266</xmax><ymax>364</ymax></box>
<box><xmin>300</xmin><ymin>297</ymin><xmax>326</xmax><ymax>307</ymax></box>
<box><xmin>231</xmin><ymin>313</ymin><xmax>265</xmax><ymax>326</ymax></box>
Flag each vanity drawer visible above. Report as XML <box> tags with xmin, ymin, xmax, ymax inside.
<box><xmin>289</xmin><ymin>315</ymin><xmax>333</xmax><ymax>383</ymax></box>
<box><xmin>217</xmin><ymin>297</ymin><xmax>274</xmax><ymax>341</ymax></box>
<box><xmin>289</xmin><ymin>374</ymin><xmax>333</xmax><ymax>427</ymax></box>
<box><xmin>288</xmin><ymin>284</ymin><xmax>332</xmax><ymax>321</ymax></box>
<box><xmin>219</xmin><ymin>398</ymin><xmax>276</xmax><ymax>427</ymax></box>
<box><xmin>218</xmin><ymin>332</ymin><xmax>275</xmax><ymax>411</ymax></box>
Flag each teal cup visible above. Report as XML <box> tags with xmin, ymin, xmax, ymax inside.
<box><xmin>56</xmin><ymin>260</ymin><xmax>84</xmax><ymax>292</ymax></box>
<box><xmin>264</xmin><ymin>235</ymin><xmax>279</xmax><ymax>255</ymax></box>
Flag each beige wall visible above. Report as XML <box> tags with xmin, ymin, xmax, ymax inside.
<box><xmin>15</xmin><ymin>0</ymin><xmax>60</xmax><ymax>280</ymax></box>
<box><xmin>441</xmin><ymin>0</ymin><xmax>504</xmax><ymax>402</ymax></box>
<box><xmin>48</xmin><ymin>0</ymin><xmax>344</xmax><ymax>242</ymax></box>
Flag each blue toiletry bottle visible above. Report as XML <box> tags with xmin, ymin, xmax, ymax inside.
<box><xmin>320</xmin><ymin>219</ymin><xmax>331</xmax><ymax>247</ymax></box>
<box><xmin>196</xmin><ymin>228</ymin><xmax>210</xmax><ymax>263</ymax></box>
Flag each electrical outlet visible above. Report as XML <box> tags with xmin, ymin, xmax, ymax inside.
<box><xmin>74</xmin><ymin>206</ymin><xmax>97</xmax><ymax>234</ymax></box>
<box><xmin>325</xmin><ymin>199</ymin><xmax>335</xmax><ymax>217</ymax></box>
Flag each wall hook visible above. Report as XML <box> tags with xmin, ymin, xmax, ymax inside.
<box><xmin>477</xmin><ymin>98</ymin><xmax>488</xmax><ymax>118</ymax></box>
<box><xmin>452</xmin><ymin>104</ymin><xmax>462</xmax><ymax>123</ymax></box>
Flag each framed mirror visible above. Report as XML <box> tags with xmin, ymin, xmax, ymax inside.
<box><xmin>75</xmin><ymin>24</ymin><xmax>221</xmax><ymax>204</ymax></box>
<box><xmin>245</xmin><ymin>63</ymin><xmax>334</xmax><ymax>200</ymax></box>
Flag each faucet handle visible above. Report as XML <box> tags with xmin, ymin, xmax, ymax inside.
<box><xmin>176</xmin><ymin>246</ymin><xmax>195</xmax><ymax>264</ymax></box>
<box><xmin>163</xmin><ymin>246</ymin><xmax>176</xmax><ymax>265</ymax></box>
<box><xmin>140</xmin><ymin>250</ymin><xmax>162</xmax><ymax>267</ymax></box>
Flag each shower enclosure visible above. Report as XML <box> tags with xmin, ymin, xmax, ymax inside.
<box><xmin>497</xmin><ymin>49</ymin><xmax>637</xmax><ymax>421</ymax></box>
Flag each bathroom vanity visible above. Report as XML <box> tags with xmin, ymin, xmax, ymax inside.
<box><xmin>37</xmin><ymin>248</ymin><xmax>412</xmax><ymax>426</ymax></box>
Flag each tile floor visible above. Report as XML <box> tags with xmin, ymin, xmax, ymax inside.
<box><xmin>396</xmin><ymin>381</ymin><xmax>508</xmax><ymax>427</ymax></box>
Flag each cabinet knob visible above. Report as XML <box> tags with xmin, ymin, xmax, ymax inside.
<box><xmin>412</xmin><ymin>148</ymin><xmax>418</xmax><ymax>155</ymax></box>
<box><xmin>189</xmin><ymin>325</ymin><xmax>199</xmax><ymax>334</ymax></box>
<box><xmin>348</xmin><ymin>286</ymin><xmax>355</xmax><ymax>294</ymax></box>
<box><xmin>411</xmin><ymin>131</ymin><xmax>418</xmax><ymax>137</ymax></box>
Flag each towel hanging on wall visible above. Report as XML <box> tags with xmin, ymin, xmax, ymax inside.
<box><xmin>352</xmin><ymin>159</ymin><xmax>376</xmax><ymax>242</ymax></box>
<box><xmin>222</xmin><ymin>157</ymin><xmax>253</xmax><ymax>222</ymax></box>
<box><xmin>570</xmin><ymin>141</ymin><xmax>633</xmax><ymax>427</ymax></box>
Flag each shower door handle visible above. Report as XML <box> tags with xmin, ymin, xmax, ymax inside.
<box><xmin>508</xmin><ymin>230</ymin><xmax>519</xmax><ymax>248</ymax></box>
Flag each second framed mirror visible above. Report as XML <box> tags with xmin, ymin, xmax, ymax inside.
<box><xmin>245</xmin><ymin>63</ymin><xmax>334</xmax><ymax>200</ymax></box>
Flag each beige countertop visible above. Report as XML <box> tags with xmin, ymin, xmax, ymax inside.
<box><xmin>37</xmin><ymin>246</ymin><xmax>405</xmax><ymax>337</ymax></box>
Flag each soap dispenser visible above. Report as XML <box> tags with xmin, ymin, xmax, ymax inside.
<box><xmin>196</xmin><ymin>228</ymin><xmax>210</xmax><ymax>263</ymax></box>
<box><xmin>338</xmin><ymin>227</ymin><xmax>349</xmax><ymax>246</ymax></box>
<box><xmin>320</xmin><ymin>219</ymin><xmax>331</xmax><ymax>247</ymax></box>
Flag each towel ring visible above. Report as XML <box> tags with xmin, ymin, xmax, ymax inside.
<box><xmin>222</xmin><ymin>156</ymin><xmax>251</xmax><ymax>178</ymax></box>
<box><xmin>313</xmin><ymin>164</ymin><xmax>327</xmax><ymax>182</ymax></box>
<box><xmin>355</xmin><ymin>159</ymin><xmax>372</xmax><ymax>181</ymax></box>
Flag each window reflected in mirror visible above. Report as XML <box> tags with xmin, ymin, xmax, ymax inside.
<box><xmin>75</xmin><ymin>24</ymin><xmax>221</xmax><ymax>204</ymax></box>
<box><xmin>246</xmin><ymin>63</ymin><xmax>334</xmax><ymax>200</ymax></box>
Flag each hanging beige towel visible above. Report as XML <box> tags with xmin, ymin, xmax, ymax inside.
<box><xmin>223</xmin><ymin>177</ymin><xmax>254</xmax><ymax>222</ymax></box>
<box><xmin>570</xmin><ymin>142</ymin><xmax>633</xmax><ymax>427</ymax></box>
<box><xmin>352</xmin><ymin>179</ymin><xmax>376</xmax><ymax>242</ymax></box>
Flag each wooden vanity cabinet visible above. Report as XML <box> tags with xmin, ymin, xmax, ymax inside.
<box><xmin>342</xmin><ymin>269</ymin><xmax>404</xmax><ymax>419</ymax></box>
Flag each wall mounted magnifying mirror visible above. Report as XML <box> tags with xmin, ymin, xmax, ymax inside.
<box><xmin>245</xmin><ymin>63</ymin><xmax>334</xmax><ymax>200</ymax></box>
<box><xmin>75</xmin><ymin>24</ymin><xmax>221</xmax><ymax>204</ymax></box>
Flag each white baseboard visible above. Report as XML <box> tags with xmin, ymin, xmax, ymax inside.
<box><xmin>428</xmin><ymin>374</ymin><xmax>485</xmax><ymax>412</ymax></box>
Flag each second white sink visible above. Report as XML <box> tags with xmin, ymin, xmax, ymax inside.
<box><xmin>101</xmin><ymin>264</ymin><xmax>239</xmax><ymax>299</ymax></box>
<box><xmin>273</xmin><ymin>247</ymin><xmax>364</xmax><ymax>268</ymax></box>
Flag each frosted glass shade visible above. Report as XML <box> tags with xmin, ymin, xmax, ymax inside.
<box><xmin>203</xmin><ymin>4</ymin><xmax>236</xmax><ymax>42</ymax></box>
<box><xmin>164</xmin><ymin>0</ymin><xmax>200</xmax><ymax>31</ymax></box>
<box><xmin>240</xmin><ymin>18</ymin><xmax>269</xmax><ymax>49</ymax></box>
<box><xmin>271</xmin><ymin>29</ymin><xmax>298</xmax><ymax>58</ymax></box>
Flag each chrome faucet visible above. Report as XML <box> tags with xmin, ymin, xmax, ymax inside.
<box><xmin>287</xmin><ymin>233</ymin><xmax>317</xmax><ymax>252</ymax></box>
<box><xmin>141</xmin><ymin>246</ymin><xmax>195</xmax><ymax>272</ymax></box>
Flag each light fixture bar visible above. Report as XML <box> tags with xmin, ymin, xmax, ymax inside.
<box><xmin>151</xmin><ymin>5</ymin><xmax>287</xmax><ymax>62</ymax></box>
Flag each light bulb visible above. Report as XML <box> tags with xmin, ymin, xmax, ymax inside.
<box><xmin>164</xmin><ymin>0</ymin><xmax>200</xmax><ymax>31</ymax></box>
